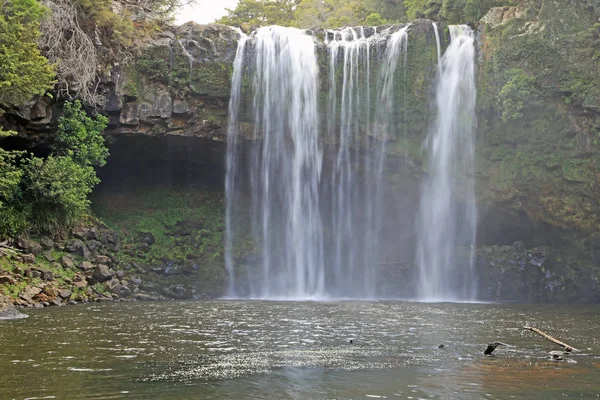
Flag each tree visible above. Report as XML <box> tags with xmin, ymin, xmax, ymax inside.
<box><xmin>0</xmin><ymin>0</ymin><xmax>55</xmax><ymax>112</ymax></box>
<box><xmin>216</xmin><ymin>0</ymin><xmax>299</xmax><ymax>27</ymax></box>
<box><xmin>21</xmin><ymin>155</ymin><xmax>99</xmax><ymax>233</ymax></box>
<box><xmin>54</xmin><ymin>100</ymin><xmax>110</xmax><ymax>167</ymax></box>
<box><xmin>0</xmin><ymin>101</ymin><xmax>109</xmax><ymax>237</ymax></box>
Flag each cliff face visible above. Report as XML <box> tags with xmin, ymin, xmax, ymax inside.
<box><xmin>6</xmin><ymin>23</ymin><xmax>240</xmax><ymax>143</ymax></box>
<box><xmin>3</xmin><ymin>0</ymin><xmax>599</xmax><ymax>302</ymax></box>
<box><xmin>474</xmin><ymin>1</ymin><xmax>600</xmax><ymax>300</ymax></box>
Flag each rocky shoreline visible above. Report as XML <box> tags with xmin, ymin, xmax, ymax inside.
<box><xmin>0</xmin><ymin>219</ymin><xmax>223</xmax><ymax>314</ymax></box>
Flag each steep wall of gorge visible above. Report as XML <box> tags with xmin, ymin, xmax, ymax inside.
<box><xmin>2</xmin><ymin>0</ymin><xmax>598</xmax><ymax>302</ymax></box>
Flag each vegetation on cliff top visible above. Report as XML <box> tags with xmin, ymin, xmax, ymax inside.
<box><xmin>216</xmin><ymin>0</ymin><xmax>517</xmax><ymax>28</ymax></box>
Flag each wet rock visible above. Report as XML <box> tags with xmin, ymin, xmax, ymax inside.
<box><xmin>61</xmin><ymin>256</ymin><xmax>75</xmax><ymax>269</ymax></box>
<box><xmin>134</xmin><ymin>293</ymin><xmax>158</xmax><ymax>301</ymax></box>
<box><xmin>0</xmin><ymin>301</ymin><xmax>28</xmax><ymax>320</ymax></box>
<box><xmin>51</xmin><ymin>299</ymin><xmax>63</xmax><ymax>307</ymax></box>
<box><xmin>93</xmin><ymin>265</ymin><xmax>113</xmax><ymax>283</ymax></box>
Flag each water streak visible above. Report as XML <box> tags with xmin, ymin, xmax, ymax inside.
<box><xmin>416</xmin><ymin>25</ymin><xmax>478</xmax><ymax>301</ymax></box>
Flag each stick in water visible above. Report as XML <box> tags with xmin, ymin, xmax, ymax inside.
<box><xmin>523</xmin><ymin>326</ymin><xmax>579</xmax><ymax>352</ymax></box>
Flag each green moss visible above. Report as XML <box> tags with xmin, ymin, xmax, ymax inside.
<box><xmin>137</xmin><ymin>46</ymin><xmax>171</xmax><ymax>83</ymax></box>
<box><xmin>93</xmin><ymin>188</ymin><xmax>229</xmax><ymax>290</ymax></box>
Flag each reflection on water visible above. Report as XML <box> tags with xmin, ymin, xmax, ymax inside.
<box><xmin>1</xmin><ymin>301</ymin><xmax>599</xmax><ymax>399</ymax></box>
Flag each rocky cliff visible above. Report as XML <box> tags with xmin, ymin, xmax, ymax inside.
<box><xmin>2</xmin><ymin>0</ymin><xmax>599</xmax><ymax>303</ymax></box>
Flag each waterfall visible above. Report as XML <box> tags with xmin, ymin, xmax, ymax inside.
<box><xmin>224</xmin><ymin>30</ymin><xmax>248</xmax><ymax>297</ymax></box>
<box><xmin>416</xmin><ymin>25</ymin><xmax>478</xmax><ymax>301</ymax></box>
<box><xmin>225</xmin><ymin>24</ymin><xmax>419</xmax><ymax>300</ymax></box>
<box><xmin>226</xmin><ymin>26</ymin><xmax>324</xmax><ymax>299</ymax></box>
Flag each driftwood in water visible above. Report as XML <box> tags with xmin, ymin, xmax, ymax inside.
<box><xmin>484</xmin><ymin>341</ymin><xmax>510</xmax><ymax>355</ymax></box>
<box><xmin>523</xmin><ymin>326</ymin><xmax>579</xmax><ymax>352</ymax></box>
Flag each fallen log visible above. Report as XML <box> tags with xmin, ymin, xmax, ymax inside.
<box><xmin>523</xmin><ymin>326</ymin><xmax>579</xmax><ymax>352</ymax></box>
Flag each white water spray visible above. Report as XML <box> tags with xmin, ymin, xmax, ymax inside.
<box><xmin>416</xmin><ymin>25</ymin><xmax>478</xmax><ymax>301</ymax></box>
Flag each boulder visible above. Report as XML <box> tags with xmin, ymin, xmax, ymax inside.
<box><xmin>130</xmin><ymin>276</ymin><xmax>143</xmax><ymax>286</ymax></box>
<box><xmin>112</xmin><ymin>284</ymin><xmax>132</xmax><ymax>298</ymax></box>
<box><xmin>79</xmin><ymin>261</ymin><xmax>94</xmax><ymax>271</ymax></box>
<box><xmin>74</xmin><ymin>280</ymin><xmax>88</xmax><ymax>289</ymax></box>
<box><xmin>43</xmin><ymin>285</ymin><xmax>58</xmax><ymax>299</ymax></box>
<box><xmin>0</xmin><ymin>295</ymin><xmax>28</xmax><ymax>320</ymax></box>
<box><xmin>24</xmin><ymin>268</ymin><xmax>41</xmax><ymax>279</ymax></box>
<box><xmin>72</xmin><ymin>226</ymin><xmax>98</xmax><ymax>241</ymax></box>
<box><xmin>58</xmin><ymin>288</ymin><xmax>72</xmax><ymax>299</ymax></box>
<box><xmin>21</xmin><ymin>254</ymin><xmax>36</xmax><ymax>264</ymax></box>
<box><xmin>19</xmin><ymin>286</ymin><xmax>42</xmax><ymax>302</ymax></box>
<box><xmin>40</xmin><ymin>270</ymin><xmax>53</xmax><ymax>281</ymax></box>
<box><xmin>43</xmin><ymin>252</ymin><xmax>55</xmax><ymax>262</ymax></box>
<box><xmin>0</xmin><ymin>275</ymin><xmax>17</xmax><ymax>285</ymax></box>
<box><xmin>92</xmin><ymin>265</ymin><xmax>113</xmax><ymax>283</ymax></box>
<box><xmin>92</xmin><ymin>255</ymin><xmax>112</xmax><ymax>266</ymax></box>
<box><xmin>104</xmin><ymin>278</ymin><xmax>119</xmax><ymax>291</ymax></box>
<box><xmin>61</xmin><ymin>256</ymin><xmax>75</xmax><ymax>269</ymax></box>
<box><xmin>16</xmin><ymin>238</ymin><xmax>42</xmax><ymax>255</ymax></box>
<box><xmin>86</xmin><ymin>240</ymin><xmax>102</xmax><ymax>252</ymax></box>
<box><xmin>39</xmin><ymin>237</ymin><xmax>54</xmax><ymax>250</ymax></box>
<box><xmin>66</xmin><ymin>239</ymin><xmax>91</xmax><ymax>259</ymax></box>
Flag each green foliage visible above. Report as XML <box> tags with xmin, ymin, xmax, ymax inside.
<box><xmin>404</xmin><ymin>0</ymin><xmax>441</xmax><ymax>20</ymax></box>
<box><xmin>498</xmin><ymin>68</ymin><xmax>541</xmax><ymax>122</ymax></box>
<box><xmin>217</xmin><ymin>0</ymin><xmax>299</xmax><ymax>27</ymax></box>
<box><xmin>217</xmin><ymin>0</ymin><xmax>404</xmax><ymax>28</ymax></box>
<box><xmin>0</xmin><ymin>101</ymin><xmax>109</xmax><ymax>237</ymax></box>
<box><xmin>21</xmin><ymin>156</ymin><xmax>99</xmax><ymax>233</ymax></box>
<box><xmin>55</xmin><ymin>100</ymin><xmax>109</xmax><ymax>167</ymax></box>
<box><xmin>364</xmin><ymin>13</ymin><xmax>386</xmax><ymax>26</ymax></box>
<box><xmin>0</xmin><ymin>0</ymin><xmax>56</xmax><ymax>110</ymax></box>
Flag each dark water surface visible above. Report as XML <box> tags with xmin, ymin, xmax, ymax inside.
<box><xmin>1</xmin><ymin>301</ymin><xmax>599</xmax><ymax>399</ymax></box>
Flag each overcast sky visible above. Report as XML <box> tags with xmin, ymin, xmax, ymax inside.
<box><xmin>175</xmin><ymin>0</ymin><xmax>240</xmax><ymax>25</ymax></box>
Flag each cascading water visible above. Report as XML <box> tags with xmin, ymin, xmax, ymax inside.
<box><xmin>416</xmin><ymin>25</ymin><xmax>478</xmax><ymax>301</ymax></box>
<box><xmin>226</xmin><ymin>25</ymin><xmax>412</xmax><ymax>299</ymax></box>
<box><xmin>325</xmin><ymin>26</ymin><xmax>408</xmax><ymax>298</ymax></box>
<box><xmin>226</xmin><ymin>26</ymin><xmax>323</xmax><ymax>299</ymax></box>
